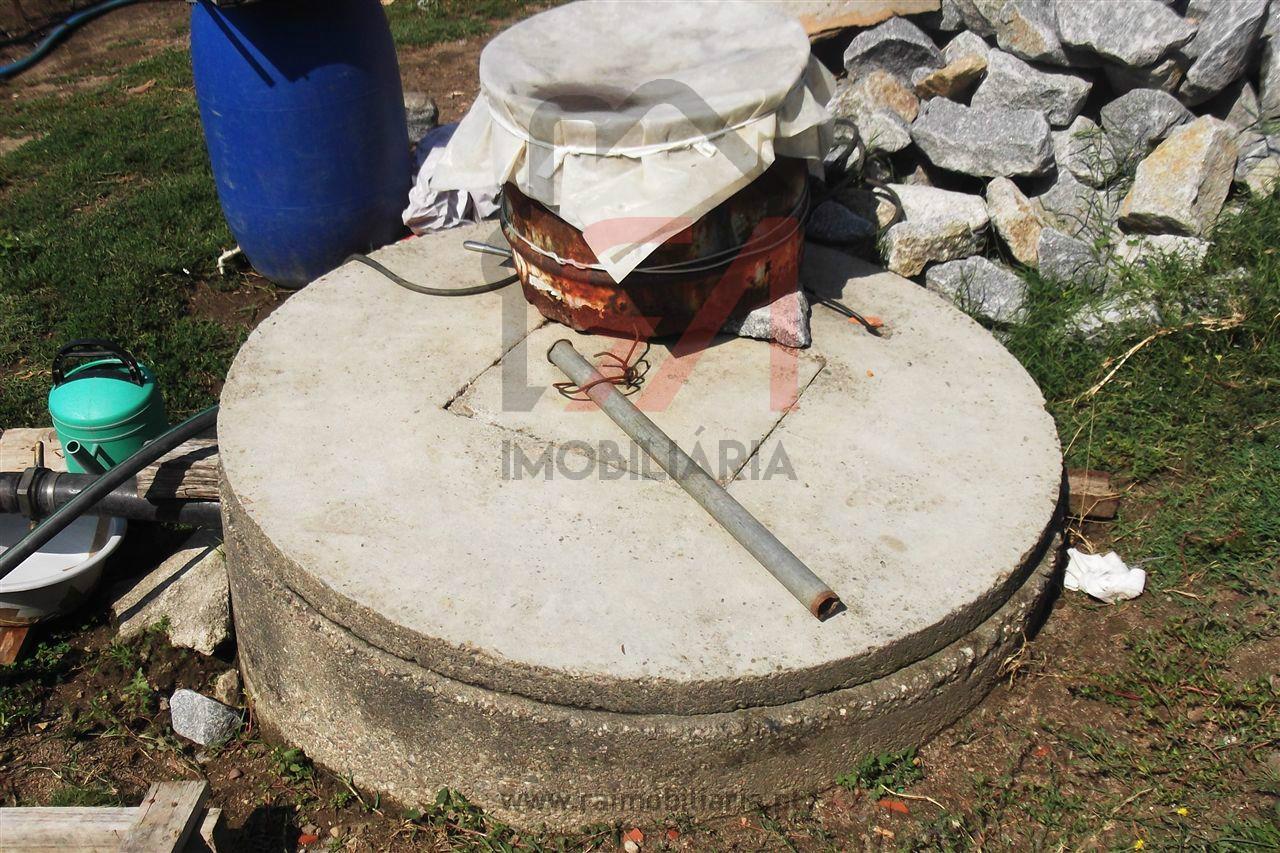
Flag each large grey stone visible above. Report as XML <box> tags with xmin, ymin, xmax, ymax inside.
<box><xmin>219</xmin><ymin>223</ymin><xmax>1062</xmax><ymax>828</ymax></box>
<box><xmin>1034</xmin><ymin>169</ymin><xmax>1120</xmax><ymax>240</ymax></box>
<box><xmin>976</xmin><ymin>0</ymin><xmax>1068</xmax><ymax>65</ymax></box>
<box><xmin>829</xmin><ymin>73</ymin><xmax>916</xmax><ymax>155</ymax></box>
<box><xmin>212</xmin><ymin>669</ymin><xmax>243</xmax><ymax>708</ymax></box>
<box><xmin>1053</xmin><ymin>116</ymin><xmax>1120</xmax><ymax>189</ymax></box>
<box><xmin>862</xmin><ymin>109</ymin><xmax>914</xmax><ymax>152</ymax></box>
<box><xmin>1180</xmin><ymin>0</ymin><xmax>1267</xmax><ymax>105</ymax></box>
<box><xmin>942</xmin><ymin>30</ymin><xmax>993</xmax><ymax>64</ymax></box>
<box><xmin>1056</xmin><ymin>0</ymin><xmax>1197</xmax><ymax>67</ymax></box>
<box><xmin>970</xmin><ymin>49</ymin><xmax>1091</xmax><ymax>126</ymax></box>
<box><xmin>911</xmin><ymin>98</ymin><xmax>1054</xmax><ymax>177</ymax></box>
<box><xmin>914</xmin><ymin>54</ymin><xmax>989</xmax><ymax>99</ymax></box>
<box><xmin>1070</xmin><ymin>296</ymin><xmax>1161</xmax><ymax>338</ymax></box>
<box><xmin>1100</xmin><ymin>88</ymin><xmax>1195</xmax><ymax>163</ymax></box>
<box><xmin>404</xmin><ymin>91</ymin><xmax>439</xmax><ymax>144</ymax></box>
<box><xmin>1103</xmin><ymin>55</ymin><xmax>1187</xmax><ymax>96</ymax></box>
<box><xmin>986</xmin><ymin>176</ymin><xmax>1045</xmax><ymax>266</ymax></box>
<box><xmin>1234</xmin><ymin>131</ymin><xmax>1280</xmax><ymax>197</ymax></box>
<box><xmin>758</xmin><ymin>0</ymin><xmax>942</xmax><ymax>38</ymax></box>
<box><xmin>832</xmin><ymin>69</ymin><xmax>920</xmax><ymax>123</ymax></box>
<box><xmin>843</xmin><ymin>17</ymin><xmax>943</xmax><ymax>83</ymax></box>
<box><xmin>110</xmin><ymin>529</ymin><xmax>230</xmax><ymax>656</ymax></box>
<box><xmin>1114</xmin><ymin>233</ymin><xmax>1210</xmax><ymax>267</ymax></box>
<box><xmin>925</xmin><ymin>256</ymin><xmax>1028</xmax><ymax>323</ymax></box>
<box><xmin>1120</xmin><ymin>116</ymin><xmax>1239</xmax><ymax>236</ymax></box>
<box><xmin>1260</xmin><ymin>35</ymin><xmax>1280</xmax><ymax>120</ymax></box>
<box><xmin>1037</xmin><ymin>227</ymin><xmax>1108</xmax><ymax>290</ymax></box>
<box><xmin>170</xmin><ymin>688</ymin><xmax>240</xmax><ymax>747</ymax></box>
<box><xmin>722</xmin><ymin>289</ymin><xmax>812</xmax><ymax>348</ymax></box>
<box><xmin>935</xmin><ymin>0</ymin><xmax>997</xmax><ymax>34</ymax></box>
<box><xmin>1222</xmin><ymin>79</ymin><xmax>1262</xmax><ymax>131</ymax></box>
<box><xmin>879</xmin><ymin>183</ymin><xmax>991</xmax><ymax>276</ymax></box>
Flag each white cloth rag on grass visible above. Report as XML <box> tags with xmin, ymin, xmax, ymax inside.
<box><xmin>1064</xmin><ymin>548</ymin><xmax>1146</xmax><ymax>603</ymax></box>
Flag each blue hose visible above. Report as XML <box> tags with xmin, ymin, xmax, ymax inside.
<box><xmin>0</xmin><ymin>0</ymin><xmax>146</xmax><ymax>81</ymax></box>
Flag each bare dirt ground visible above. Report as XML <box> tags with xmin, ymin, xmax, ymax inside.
<box><xmin>399</xmin><ymin>36</ymin><xmax>487</xmax><ymax>125</ymax></box>
<box><xmin>1</xmin><ymin>0</ymin><xmax>189</xmax><ymax>97</ymax></box>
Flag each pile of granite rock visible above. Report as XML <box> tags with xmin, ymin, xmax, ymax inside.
<box><xmin>809</xmin><ymin>0</ymin><xmax>1278</xmax><ymax>328</ymax></box>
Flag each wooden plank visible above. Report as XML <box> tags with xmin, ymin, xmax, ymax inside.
<box><xmin>0</xmin><ymin>806</ymin><xmax>137</xmax><ymax>852</ymax></box>
<box><xmin>0</xmin><ymin>428</ymin><xmax>66</xmax><ymax>473</ymax></box>
<box><xmin>1067</xmin><ymin>469</ymin><xmax>1121</xmax><ymax>520</ymax></box>
<box><xmin>120</xmin><ymin>781</ymin><xmax>210</xmax><ymax>853</ymax></box>
<box><xmin>136</xmin><ymin>439</ymin><xmax>220</xmax><ymax>501</ymax></box>
<box><xmin>0</xmin><ymin>625</ymin><xmax>31</xmax><ymax>665</ymax></box>
<box><xmin>183</xmin><ymin>807</ymin><xmax>226</xmax><ymax>853</ymax></box>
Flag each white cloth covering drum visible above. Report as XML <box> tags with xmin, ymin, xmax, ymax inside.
<box><xmin>430</xmin><ymin>0</ymin><xmax>835</xmax><ymax>281</ymax></box>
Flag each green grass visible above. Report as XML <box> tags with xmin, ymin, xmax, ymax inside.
<box><xmin>0</xmin><ymin>638</ymin><xmax>72</xmax><ymax>733</ymax></box>
<box><xmin>0</xmin><ymin>48</ymin><xmax>246</xmax><ymax>427</ymax></box>
<box><xmin>911</xmin><ymin>196</ymin><xmax>1280</xmax><ymax>849</ymax></box>
<box><xmin>48</xmin><ymin>783</ymin><xmax>122</xmax><ymax>807</ymax></box>
<box><xmin>836</xmin><ymin>747</ymin><xmax>924</xmax><ymax>794</ymax></box>
<box><xmin>384</xmin><ymin>0</ymin><xmax>532</xmax><ymax>46</ymax></box>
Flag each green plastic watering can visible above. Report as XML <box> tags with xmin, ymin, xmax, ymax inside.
<box><xmin>48</xmin><ymin>341</ymin><xmax>168</xmax><ymax>474</ymax></box>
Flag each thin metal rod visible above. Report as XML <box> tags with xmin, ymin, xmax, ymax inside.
<box><xmin>547</xmin><ymin>339</ymin><xmax>842</xmax><ymax>620</ymax></box>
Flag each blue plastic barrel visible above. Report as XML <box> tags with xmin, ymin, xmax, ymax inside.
<box><xmin>190</xmin><ymin>0</ymin><xmax>410</xmax><ymax>288</ymax></box>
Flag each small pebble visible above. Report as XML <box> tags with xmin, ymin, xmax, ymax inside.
<box><xmin>212</xmin><ymin>669</ymin><xmax>242</xmax><ymax>707</ymax></box>
<box><xmin>227</xmin><ymin>767</ymin><xmax>243</xmax><ymax>780</ymax></box>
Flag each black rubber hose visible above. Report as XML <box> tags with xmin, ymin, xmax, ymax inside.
<box><xmin>0</xmin><ymin>404</ymin><xmax>218</xmax><ymax>581</ymax></box>
<box><xmin>0</xmin><ymin>0</ymin><xmax>146</xmax><ymax>81</ymax></box>
<box><xmin>345</xmin><ymin>253</ymin><xmax>517</xmax><ymax>296</ymax></box>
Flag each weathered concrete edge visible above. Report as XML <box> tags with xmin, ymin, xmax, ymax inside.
<box><xmin>220</xmin><ymin>472</ymin><xmax>1064</xmax><ymax>717</ymax></box>
<box><xmin>226</xmin><ymin>493</ymin><xmax>1061</xmax><ymax>830</ymax></box>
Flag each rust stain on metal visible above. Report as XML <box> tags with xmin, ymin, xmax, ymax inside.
<box><xmin>503</xmin><ymin>158</ymin><xmax>808</xmax><ymax>339</ymax></box>
<box><xmin>810</xmin><ymin>590</ymin><xmax>841</xmax><ymax>621</ymax></box>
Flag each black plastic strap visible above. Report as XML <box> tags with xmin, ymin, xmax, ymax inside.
<box><xmin>51</xmin><ymin>340</ymin><xmax>145</xmax><ymax>387</ymax></box>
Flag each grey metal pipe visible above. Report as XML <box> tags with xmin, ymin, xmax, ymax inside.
<box><xmin>547</xmin><ymin>339</ymin><xmax>843</xmax><ymax>620</ymax></box>
<box><xmin>0</xmin><ymin>469</ymin><xmax>221</xmax><ymax>527</ymax></box>
<box><xmin>462</xmin><ymin>239</ymin><xmax>514</xmax><ymax>259</ymax></box>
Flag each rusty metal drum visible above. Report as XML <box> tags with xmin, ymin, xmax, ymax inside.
<box><xmin>501</xmin><ymin>157</ymin><xmax>809</xmax><ymax>339</ymax></box>
<box><xmin>429</xmin><ymin>2</ymin><xmax>834</xmax><ymax>338</ymax></box>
